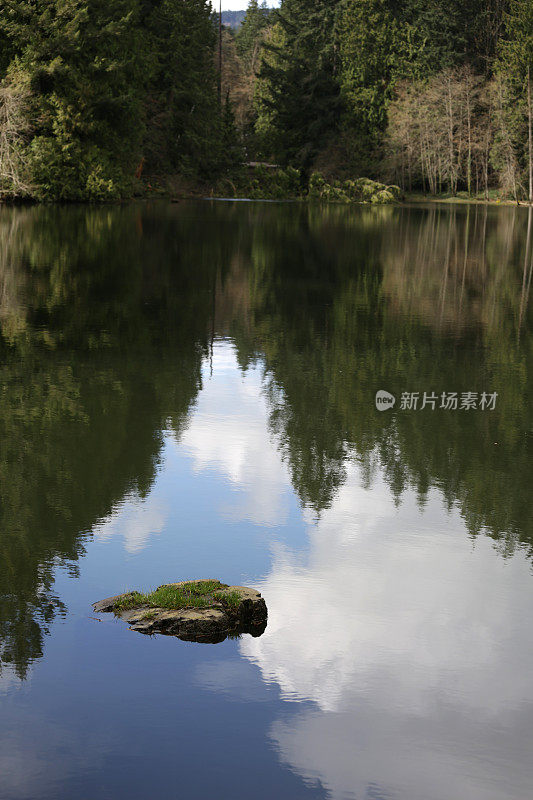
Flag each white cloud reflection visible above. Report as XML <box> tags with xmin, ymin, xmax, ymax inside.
<box><xmin>179</xmin><ymin>340</ymin><xmax>533</xmax><ymax>800</ymax></box>
<box><xmin>0</xmin><ymin>669</ymin><xmax>26</xmax><ymax>695</ymax></box>
<box><xmin>240</xmin><ymin>466</ymin><xmax>533</xmax><ymax>799</ymax></box>
<box><xmin>179</xmin><ymin>340</ymin><xmax>292</xmax><ymax>526</ymax></box>
<box><xmin>92</xmin><ymin>494</ymin><xmax>168</xmax><ymax>554</ymax></box>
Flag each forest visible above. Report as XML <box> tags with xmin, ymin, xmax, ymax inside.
<box><xmin>0</xmin><ymin>0</ymin><xmax>532</xmax><ymax>201</ymax></box>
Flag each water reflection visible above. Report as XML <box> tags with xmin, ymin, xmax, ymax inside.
<box><xmin>381</xmin><ymin>204</ymin><xmax>533</xmax><ymax>336</ymax></box>
<box><xmin>242</xmin><ymin>468</ymin><xmax>533</xmax><ymax>798</ymax></box>
<box><xmin>0</xmin><ymin>203</ymin><xmax>216</xmax><ymax>677</ymax></box>
<box><xmin>93</xmin><ymin>494</ymin><xmax>169</xmax><ymax>554</ymax></box>
<box><xmin>181</xmin><ymin>341</ymin><xmax>293</xmax><ymax>526</ymax></box>
<box><xmin>1</xmin><ymin>199</ymin><xmax>533</xmax><ymax>799</ymax></box>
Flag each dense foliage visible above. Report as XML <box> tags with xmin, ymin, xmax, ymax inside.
<box><xmin>247</xmin><ymin>0</ymin><xmax>532</xmax><ymax>198</ymax></box>
<box><xmin>255</xmin><ymin>0</ymin><xmax>342</xmax><ymax>170</ymax></box>
<box><xmin>235</xmin><ymin>0</ymin><xmax>270</xmax><ymax>71</ymax></box>
<box><xmin>0</xmin><ymin>0</ymin><xmax>234</xmax><ymax>200</ymax></box>
<box><xmin>0</xmin><ymin>0</ymin><xmax>531</xmax><ymax>200</ymax></box>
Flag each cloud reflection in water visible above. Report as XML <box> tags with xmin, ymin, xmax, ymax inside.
<box><xmin>183</xmin><ymin>343</ymin><xmax>533</xmax><ymax>800</ymax></box>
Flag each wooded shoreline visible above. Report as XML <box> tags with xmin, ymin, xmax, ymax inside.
<box><xmin>2</xmin><ymin>192</ymin><xmax>532</xmax><ymax>208</ymax></box>
<box><xmin>0</xmin><ymin>1</ymin><xmax>531</xmax><ymax>205</ymax></box>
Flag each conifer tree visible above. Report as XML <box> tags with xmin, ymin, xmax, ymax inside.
<box><xmin>236</xmin><ymin>0</ymin><xmax>269</xmax><ymax>73</ymax></box>
<box><xmin>339</xmin><ymin>0</ymin><xmax>410</xmax><ymax>146</ymax></box>
<box><xmin>2</xmin><ymin>0</ymin><xmax>147</xmax><ymax>199</ymax></box>
<box><xmin>257</xmin><ymin>0</ymin><xmax>342</xmax><ymax>171</ymax></box>
<box><xmin>0</xmin><ymin>0</ymin><xmax>226</xmax><ymax>198</ymax></box>
<box><xmin>497</xmin><ymin>0</ymin><xmax>533</xmax><ymax>200</ymax></box>
<box><xmin>142</xmin><ymin>0</ymin><xmax>223</xmax><ymax>180</ymax></box>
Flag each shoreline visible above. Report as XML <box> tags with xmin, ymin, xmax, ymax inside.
<box><xmin>2</xmin><ymin>191</ymin><xmax>532</xmax><ymax>208</ymax></box>
<box><xmin>404</xmin><ymin>193</ymin><xmax>532</xmax><ymax>207</ymax></box>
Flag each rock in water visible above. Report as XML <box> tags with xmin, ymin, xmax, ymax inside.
<box><xmin>93</xmin><ymin>579</ymin><xmax>267</xmax><ymax>643</ymax></box>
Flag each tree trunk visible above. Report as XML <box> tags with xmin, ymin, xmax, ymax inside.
<box><xmin>518</xmin><ymin>205</ymin><xmax>532</xmax><ymax>337</ymax></box>
<box><xmin>447</xmin><ymin>81</ymin><xmax>455</xmax><ymax>195</ymax></box>
<box><xmin>527</xmin><ymin>65</ymin><xmax>533</xmax><ymax>203</ymax></box>
<box><xmin>466</xmin><ymin>86</ymin><xmax>472</xmax><ymax>196</ymax></box>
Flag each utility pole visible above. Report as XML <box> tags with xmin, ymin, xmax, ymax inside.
<box><xmin>218</xmin><ymin>0</ymin><xmax>222</xmax><ymax>104</ymax></box>
<box><xmin>527</xmin><ymin>64</ymin><xmax>533</xmax><ymax>205</ymax></box>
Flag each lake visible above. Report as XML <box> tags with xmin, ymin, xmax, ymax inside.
<box><xmin>1</xmin><ymin>199</ymin><xmax>533</xmax><ymax>800</ymax></box>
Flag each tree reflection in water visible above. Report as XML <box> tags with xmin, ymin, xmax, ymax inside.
<box><xmin>1</xmin><ymin>199</ymin><xmax>532</xmax><ymax>682</ymax></box>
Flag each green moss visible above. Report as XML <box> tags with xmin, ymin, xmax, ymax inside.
<box><xmin>387</xmin><ymin>184</ymin><xmax>403</xmax><ymax>200</ymax></box>
<box><xmin>214</xmin><ymin>590</ymin><xmax>242</xmax><ymax>610</ymax></box>
<box><xmin>371</xmin><ymin>189</ymin><xmax>395</xmax><ymax>204</ymax></box>
<box><xmin>113</xmin><ymin>580</ymin><xmax>230</xmax><ymax>613</ymax></box>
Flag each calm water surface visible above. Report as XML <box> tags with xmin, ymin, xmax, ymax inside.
<box><xmin>1</xmin><ymin>200</ymin><xmax>533</xmax><ymax>800</ymax></box>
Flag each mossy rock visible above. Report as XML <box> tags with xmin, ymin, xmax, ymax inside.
<box><xmin>371</xmin><ymin>189</ymin><xmax>395</xmax><ymax>204</ymax></box>
<box><xmin>324</xmin><ymin>185</ymin><xmax>351</xmax><ymax>203</ymax></box>
<box><xmin>386</xmin><ymin>184</ymin><xmax>403</xmax><ymax>200</ymax></box>
<box><xmin>341</xmin><ymin>180</ymin><xmax>361</xmax><ymax>200</ymax></box>
<box><xmin>93</xmin><ymin>579</ymin><xmax>268</xmax><ymax>643</ymax></box>
<box><xmin>308</xmin><ymin>174</ymin><xmax>401</xmax><ymax>205</ymax></box>
<box><xmin>309</xmin><ymin>173</ymin><xmax>352</xmax><ymax>203</ymax></box>
<box><xmin>361</xmin><ymin>183</ymin><xmax>378</xmax><ymax>200</ymax></box>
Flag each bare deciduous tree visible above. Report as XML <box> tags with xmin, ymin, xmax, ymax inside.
<box><xmin>0</xmin><ymin>83</ymin><xmax>32</xmax><ymax>198</ymax></box>
<box><xmin>385</xmin><ymin>66</ymin><xmax>528</xmax><ymax>200</ymax></box>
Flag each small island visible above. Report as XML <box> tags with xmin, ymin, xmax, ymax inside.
<box><xmin>93</xmin><ymin>579</ymin><xmax>268</xmax><ymax>644</ymax></box>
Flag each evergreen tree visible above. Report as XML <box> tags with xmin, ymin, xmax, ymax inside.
<box><xmin>254</xmin><ymin>22</ymin><xmax>287</xmax><ymax>156</ymax></box>
<box><xmin>257</xmin><ymin>0</ymin><xmax>342</xmax><ymax>171</ymax></box>
<box><xmin>339</xmin><ymin>0</ymin><xmax>411</xmax><ymax>150</ymax></box>
<box><xmin>235</xmin><ymin>0</ymin><xmax>270</xmax><ymax>72</ymax></box>
<box><xmin>0</xmin><ymin>0</ymin><xmax>528</xmax><ymax>198</ymax></box>
<box><xmin>400</xmin><ymin>0</ymin><xmax>484</xmax><ymax>72</ymax></box>
<box><xmin>1</xmin><ymin>0</ymin><xmax>146</xmax><ymax>199</ymax></box>
<box><xmin>496</xmin><ymin>0</ymin><xmax>533</xmax><ymax>198</ymax></box>
<box><xmin>142</xmin><ymin>0</ymin><xmax>222</xmax><ymax>180</ymax></box>
<box><xmin>0</xmin><ymin>0</ymin><xmax>226</xmax><ymax>198</ymax></box>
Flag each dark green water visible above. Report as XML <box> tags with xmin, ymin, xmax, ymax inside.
<box><xmin>1</xmin><ymin>199</ymin><xmax>533</xmax><ymax>800</ymax></box>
